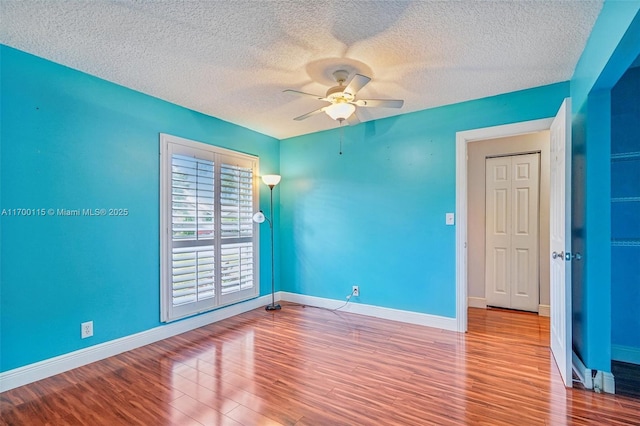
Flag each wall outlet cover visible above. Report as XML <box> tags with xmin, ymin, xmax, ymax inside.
<box><xmin>81</xmin><ymin>321</ymin><xmax>93</xmax><ymax>339</ymax></box>
<box><xmin>446</xmin><ymin>213</ymin><xmax>455</xmax><ymax>225</ymax></box>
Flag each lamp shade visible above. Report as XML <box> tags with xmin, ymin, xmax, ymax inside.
<box><xmin>325</xmin><ymin>102</ymin><xmax>356</xmax><ymax>121</ymax></box>
<box><xmin>262</xmin><ymin>174</ymin><xmax>281</xmax><ymax>187</ymax></box>
<box><xmin>252</xmin><ymin>211</ymin><xmax>266</xmax><ymax>223</ymax></box>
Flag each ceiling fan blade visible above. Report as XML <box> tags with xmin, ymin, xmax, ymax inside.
<box><xmin>343</xmin><ymin>74</ymin><xmax>371</xmax><ymax>97</ymax></box>
<box><xmin>293</xmin><ymin>107</ymin><xmax>326</xmax><ymax>121</ymax></box>
<box><xmin>353</xmin><ymin>99</ymin><xmax>404</xmax><ymax>108</ymax></box>
<box><xmin>283</xmin><ymin>89</ymin><xmax>326</xmax><ymax>101</ymax></box>
<box><xmin>346</xmin><ymin>113</ymin><xmax>360</xmax><ymax>126</ymax></box>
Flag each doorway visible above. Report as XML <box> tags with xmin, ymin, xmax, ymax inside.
<box><xmin>455</xmin><ymin>104</ymin><xmax>575</xmax><ymax>387</ymax></box>
<box><xmin>465</xmin><ymin>132</ymin><xmax>550</xmax><ymax>316</ymax></box>
<box><xmin>455</xmin><ymin>117</ymin><xmax>554</xmax><ymax>333</ymax></box>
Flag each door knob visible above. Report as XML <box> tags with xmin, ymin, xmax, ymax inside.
<box><xmin>552</xmin><ymin>251</ymin><xmax>564</xmax><ymax>260</ymax></box>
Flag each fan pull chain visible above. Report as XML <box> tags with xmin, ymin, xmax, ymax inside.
<box><xmin>339</xmin><ymin>120</ymin><xmax>344</xmax><ymax>155</ymax></box>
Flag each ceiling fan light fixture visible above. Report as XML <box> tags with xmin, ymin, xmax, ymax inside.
<box><xmin>325</xmin><ymin>102</ymin><xmax>356</xmax><ymax>121</ymax></box>
<box><xmin>285</xmin><ymin>70</ymin><xmax>402</xmax><ymax>125</ymax></box>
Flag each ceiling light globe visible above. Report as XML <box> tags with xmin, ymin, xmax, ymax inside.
<box><xmin>325</xmin><ymin>103</ymin><xmax>356</xmax><ymax>121</ymax></box>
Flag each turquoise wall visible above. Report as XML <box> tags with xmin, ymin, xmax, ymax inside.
<box><xmin>569</xmin><ymin>1</ymin><xmax>640</xmax><ymax>371</ymax></box>
<box><xmin>279</xmin><ymin>82</ymin><xmax>569</xmax><ymax>317</ymax></box>
<box><xmin>0</xmin><ymin>45</ymin><xmax>280</xmax><ymax>372</ymax></box>
<box><xmin>4</xmin><ymin>1</ymin><xmax>639</xmax><ymax>378</ymax></box>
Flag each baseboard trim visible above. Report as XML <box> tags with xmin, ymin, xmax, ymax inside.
<box><xmin>468</xmin><ymin>297</ymin><xmax>487</xmax><ymax>309</ymax></box>
<box><xmin>280</xmin><ymin>292</ymin><xmax>458</xmax><ymax>332</ymax></box>
<box><xmin>603</xmin><ymin>371</ymin><xmax>615</xmax><ymax>394</ymax></box>
<box><xmin>612</xmin><ymin>345</ymin><xmax>640</xmax><ymax>364</ymax></box>
<box><xmin>572</xmin><ymin>351</ymin><xmax>615</xmax><ymax>394</ymax></box>
<box><xmin>0</xmin><ymin>294</ymin><xmax>274</xmax><ymax>393</ymax></box>
<box><xmin>538</xmin><ymin>304</ymin><xmax>550</xmax><ymax>317</ymax></box>
<box><xmin>573</xmin><ymin>351</ymin><xmax>593</xmax><ymax>389</ymax></box>
<box><xmin>593</xmin><ymin>370</ymin><xmax>616</xmax><ymax>394</ymax></box>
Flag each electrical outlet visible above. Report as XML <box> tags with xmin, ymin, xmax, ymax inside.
<box><xmin>81</xmin><ymin>321</ymin><xmax>93</xmax><ymax>339</ymax></box>
<box><xmin>352</xmin><ymin>285</ymin><xmax>359</xmax><ymax>297</ymax></box>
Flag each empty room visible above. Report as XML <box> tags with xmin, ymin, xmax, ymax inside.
<box><xmin>1</xmin><ymin>1</ymin><xmax>640</xmax><ymax>425</ymax></box>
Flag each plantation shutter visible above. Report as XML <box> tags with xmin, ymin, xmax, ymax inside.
<box><xmin>170</xmin><ymin>153</ymin><xmax>216</xmax><ymax>317</ymax></box>
<box><xmin>160</xmin><ymin>134</ymin><xmax>259</xmax><ymax>322</ymax></box>
<box><xmin>219</xmin><ymin>157</ymin><xmax>256</xmax><ymax>303</ymax></box>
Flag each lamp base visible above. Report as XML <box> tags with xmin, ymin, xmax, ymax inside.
<box><xmin>265</xmin><ymin>303</ymin><xmax>281</xmax><ymax>311</ymax></box>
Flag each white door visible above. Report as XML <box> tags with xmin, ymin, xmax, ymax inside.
<box><xmin>485</xmin><ymin>154</ymin><xmax>540</xmax><ymax>312</ymax></box>
<box><xmin>550</xmin><ymin>98</ymin><xmax>572</xmax><ymax>388</ymax></box>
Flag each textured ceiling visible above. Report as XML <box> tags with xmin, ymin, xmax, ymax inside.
<box><xmin>0</xmin><ymin>0</ymin><xmax>603</xmax><ymax>140</ymax></box>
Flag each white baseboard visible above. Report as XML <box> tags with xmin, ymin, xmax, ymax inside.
<box><xmin>280</xmin><ymin>292</ymin><xmax>458</xmax><ymax>332</ymax></box>
<box><xmin>0</xmin><ymin>294</ymin><xmax>274</xmax><ymax>393</ymax></box>
<box><xmin>467</xmin><ymin>299</ymin><xmax>549</xmax><ymax>316</ymax></box>
<box><xmin>468</xmin><ymin>297</ymin><xmax>487</xmax><ymax>309</ymax></box>
<box><xmin>572</xmin><ymin>351</ymin><xmax>615</xmax><ymax>394</ymax></box>
<box><xmin>573</xmin><ymin>351</ymin><xmax>593</xmax><ymax>389</ymax></box>
<box><xmin>538</xmin><ymin>304</ymin><xmax>550</xmax><ymax>317</ymax></box>
<box><xmin>612</xmin><ymin>345</ymin><xmax>640</xmax><ymax>364</ymax></box>
<box><xmin>603</xmin><ymin>371</ymin><xmax>615</xmax><ymax>394</ymax></box>
<box><xmin>593</xmin><ymin>370</ymin><xmax>616</xmax><ymax>394</ymax></box>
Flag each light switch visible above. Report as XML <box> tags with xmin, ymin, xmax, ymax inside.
<box><xmin>446</xmin><ymin>213</ymin><xmax>455</xmax><ymax>225</ymax></box>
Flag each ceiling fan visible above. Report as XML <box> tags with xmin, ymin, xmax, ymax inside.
<box><xmin>284</xmin><ymin>70</ymin><xmax>404</xmax><ymax>125</ymax></box>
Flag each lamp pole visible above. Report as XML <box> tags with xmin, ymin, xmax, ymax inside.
<box><xmin>265</xmin><ymin>182</ymin><xmax>280</xmax><ymax>311</ymax></box>
<box><xmin>259</xmin><ymin>174</ymin><xmax>281</xmax><ymax>311</ymax></box>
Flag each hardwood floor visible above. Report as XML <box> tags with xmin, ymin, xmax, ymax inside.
<box><xmin>2</xmin><ymin>305</ymin><xmax>640</xmax><ymax>425</ymax></box>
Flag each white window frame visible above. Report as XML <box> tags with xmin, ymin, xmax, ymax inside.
<box><xmin>160</xmin><ymin>133</ymin><xmax>259</xmax><ymax>322</ymax></box>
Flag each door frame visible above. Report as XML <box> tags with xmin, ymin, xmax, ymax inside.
<box><xmin>455</xmin><ymin>118</ymin><xmax>553</xmax><ymax>332</ymax></box>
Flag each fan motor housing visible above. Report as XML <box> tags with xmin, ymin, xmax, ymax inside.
<box><xmin>326</xmin><ymin>85</ymin><xmax>354</xmax><ymax>103</ymax></box>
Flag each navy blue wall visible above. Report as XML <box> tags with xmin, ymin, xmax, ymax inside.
<box><xmin>569</xmin><ymin>1</ymin><xmax>640</xmax><ymax>371</ymax></box>
<box><xmin>611</xmin><ymin>65</ymin><xmax>640</xmax><ymax>364</ymax></box>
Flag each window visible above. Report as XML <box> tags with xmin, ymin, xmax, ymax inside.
<box><xmin>160</xmin><ymin>134</ymin><xmax>259</xmax><ymax>322</ymax></box>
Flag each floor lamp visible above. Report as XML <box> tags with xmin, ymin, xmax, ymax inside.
<box><xmin>253</xmin><ymin>174</ymin><xmax>281</xmax><ymax>311</ymax></box>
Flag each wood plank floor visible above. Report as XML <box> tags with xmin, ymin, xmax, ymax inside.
<box><xmin>2</xmin><ymin>305</ymin><xmax>640</xmax><ymax>425</ymax></box>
